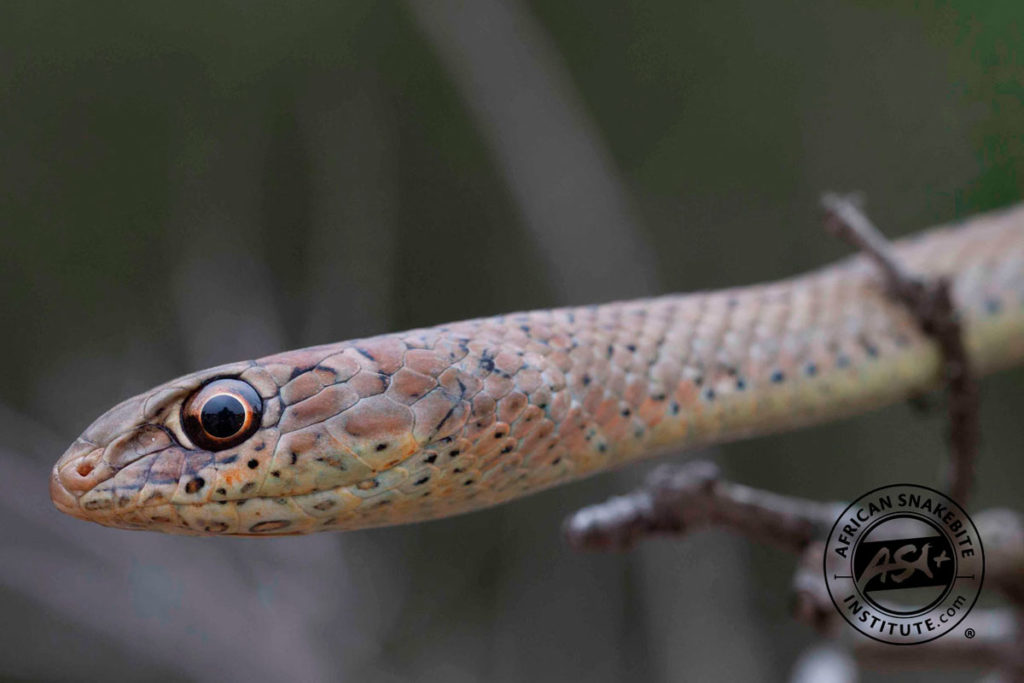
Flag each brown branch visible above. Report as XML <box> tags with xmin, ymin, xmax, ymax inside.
<box><xmin>791</xmin><ymin>541</ymin><xmax>841</xmax><ymax>636</ymax></box>
<box><xmin>565</xmin><ymin>461</ymin><xmax>1024</xmax><ymax>678</ymax></box>
<box><xmin>563</xmin><ymin>461</ymin><xmax>838</xmax><ymax>553</ymax></box>
<box><xmin>821</xmin><ymin>193</ymin><xmax>980</xmax><ymax>506</ymax></box>
<box><xmin>565</xmin><ymin>462</ymin><xmax>1024</xmax><ymax>606</ymax></box>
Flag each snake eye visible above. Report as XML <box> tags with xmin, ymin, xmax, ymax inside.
<box><xmin>182</xmin><ymin>379</ymin><xmax>263</xmax><ymax>451</ymax></box>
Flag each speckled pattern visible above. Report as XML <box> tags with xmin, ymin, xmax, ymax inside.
<box><xmin>51</xmin><ymin>206</ymin><xmax>1024</xmax><ymax>535</ymax></box>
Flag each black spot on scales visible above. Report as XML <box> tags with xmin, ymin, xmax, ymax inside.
<box><xmin>289</xmin><ymin>365</ymin><xmax>314</xmax><ymax>381</ymax></box>
<box><xmin>859</xmin><ymin>336</ymin><xmax>879</xmax><ymax>358</ymax></box>
<box><xmin>434</xmin><ymin>405</ymin><xmax>457</xmax><ymax>434</ymax></box>
<box><xmin>478</xmin><ymin>353</ymin><xmax>495</xmax><ymax>373</ymax></box>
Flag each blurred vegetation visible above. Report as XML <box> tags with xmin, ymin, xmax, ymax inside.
<box><xmin>1</xmin><ymin>2</ymin><xmax>1023</xmax><ymax>681</ymax></box>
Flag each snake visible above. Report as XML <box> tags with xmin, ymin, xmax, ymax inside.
<box><xmin>49</xmin><ymin>205</ymin><xmax>1024</xmax><ymax>536</ymax></box>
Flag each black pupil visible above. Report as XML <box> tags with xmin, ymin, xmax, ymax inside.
<box><xmin>200</xmin><ymin>394</ymin><xmax>246</xmax><ymax>438</ymax></box>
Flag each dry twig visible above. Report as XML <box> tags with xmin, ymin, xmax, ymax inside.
<box><xmin>821</xmin><ymin>193</ymin><xmax>980</xmax><ymax>505</ymax></box>
<box><xmin>564</xmin><ymin>460</ymin><xmax>1024</xmax><ymax>677</ymax></box>
<box><xmin>563</xmin><ymin>461</ymin><xmax>838</xmax><ymax>553</ymax></box>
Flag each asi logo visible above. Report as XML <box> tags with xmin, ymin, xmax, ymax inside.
<box><xmin>824</xmin><ymin>484</ymin><xmax>984</xmax><ymax>644</ymax></box>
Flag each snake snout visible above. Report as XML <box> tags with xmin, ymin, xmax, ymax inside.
<box><xmin>51</xmin><ymin>438</ymin><xmax>109</xmax><ymax>517</ymax></box>
<box><xmin>49</xmin><ymin>467</ymin><xmax>78</xmax><ymax>516</ymax></box>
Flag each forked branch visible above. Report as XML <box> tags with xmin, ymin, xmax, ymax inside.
<box><xmin>564</xmin><ymin>460</ymin><xmax>1024</xmax><ymax>676</ymax></box>
<box><xmin>822</xmin><ymin>193</ymin><xmax>980</xmax><ymax>505</ymax></box>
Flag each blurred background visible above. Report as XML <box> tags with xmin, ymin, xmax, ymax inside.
<box><xmin>2</xmin><ymin>1</ymin><xmax>1023</xmax><ymax>681</ymax></box>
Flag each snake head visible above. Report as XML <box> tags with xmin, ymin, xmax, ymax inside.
<box><xmin>49</xmin><ymin>332</ymin><xmax>514</xmax><ymax>535</ymax></box>
<box><xmin>49</xmin><ymin>359</ymin><xmax>270</xmax><ymax>533</ymax></box>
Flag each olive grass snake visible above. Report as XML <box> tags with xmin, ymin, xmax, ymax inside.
<box><xmin>50</xmin><ymin>205</ymin><xmax>1024</xmax><ymax>535</ymax></box>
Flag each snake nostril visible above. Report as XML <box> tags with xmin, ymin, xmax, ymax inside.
<box><xmin>56</xmin><ymin>441</ymin><xmax>108</xmax><ymax>493</ymax></box>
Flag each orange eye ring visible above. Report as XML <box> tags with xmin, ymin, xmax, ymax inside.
<box><xmin>181</xmin><ymin>378</ymin><xmax>263</xmax><ymax>451</ymax></box>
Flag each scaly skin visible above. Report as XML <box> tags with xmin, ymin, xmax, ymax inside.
<box><xmin>50</xmin><ymin>205</ymin><xmax>1024</xmax><ymax>535</ymax></box>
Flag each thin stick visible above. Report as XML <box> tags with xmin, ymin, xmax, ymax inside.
<box><xmin>821</xmin><ymin>193</ymin><xmax>980</xmax><ymax>506</ymax></box>
<box><xmin>564</xmin><ymin>461</ymin><xmax>1024</xmax><ymax>677</ymax></box>
<box><xmin>563</xmin><ymin>461</ymin><xmax>838</xmax><ymax>552</ymax></box>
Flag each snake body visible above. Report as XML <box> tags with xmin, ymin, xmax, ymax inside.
<box><xmin>51</xmin><ymin>206</ymin><xmax>1024</xmax><ymax>535</ymax></box>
